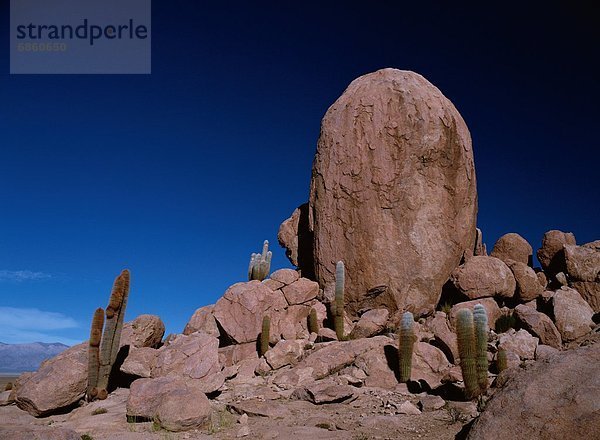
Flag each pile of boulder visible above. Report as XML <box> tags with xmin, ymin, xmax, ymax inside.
<box><xmin>2</xmin><ymin>68</ymin><xmax>598</xmax><ymax>437</ymax></box>
<box><xmin>4</xmin><ymin>227</ymin><xmax>597</xmax><ymax>433</ymax></box>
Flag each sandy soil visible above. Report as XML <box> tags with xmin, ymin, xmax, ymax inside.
<box><xmin>0</xmin><ymin>385</ymin><xmax>473</xmax><ymax>440</ymax></box>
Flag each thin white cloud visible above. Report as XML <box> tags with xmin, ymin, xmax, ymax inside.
<box><xmin>0</xmin><ymin>307</ymin><xmax>80</xmax><ymax>345</ymax></box>
<box><xmin>0</xmin><ymin>270</ymin><xmax>51</xmax><ymax>282</ymax></box>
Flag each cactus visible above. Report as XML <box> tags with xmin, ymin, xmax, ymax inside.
<box><xmin>456</xmin><ymin>308</ymin><xmax>479</xmax><ymax>399</ymax></box>
<box><xmin>308</xmin><ymin>307</ymin><xmax>319</xmax><ymax>334</ymax></box>
<box><xmin>398</xmin><ymin>311</ymin><xmax>415</xmax><ymax>382</ymax></box>
<box><xmin>334</xmin><ymin>261</ymin><xmax>345</xmax><ymax>340</ymax></box>
<box><xmin>248</xmin><ymin>240</ymin><xmax>272</xmax><ymax>281</ymax></box>
<box><xmin>473</xmin><ymin>304</ymin><xmax>489</xmax><ymax>393</ymax></box>
<box><xmin>4</xmin><ymin>382</ymin><xmax>13</xmax><ymax>391</ymax></box>
<box><xmin>497</xmin><ymin>348</ymin><xmax>508</xmax><ymax>373</ymax></box>
<box><xmin>87</xmin><ymin>307</ymin><xmax>105</xmax><ymax>400</ymax></box>
<box><xmin>96</xmin><ymin>269</ymin><xmax>130</xmax><ymax>400</ymax></box>
<box><xmin>260</xmin><ymin>315</ymin><xmax>270</xmax><ymax>356</ymax></box>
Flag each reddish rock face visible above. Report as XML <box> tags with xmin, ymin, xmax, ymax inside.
<box><xmin>489</xmin><ymin>233</ymin><xmax>533</xmax><ymax>266</ymax></box>
<box><xmin>212</xmin><ymin>281</ymin><xmax>288</xmax><ymax>344</ymax></box>
<box><xmin>513</xmin><ymin>305</ymin><xmax>562</xmax><ymax>349</ymax></box>
<box><xmin>467</xmin><ymin>343</ymin><xmax>600</xmax><ymax>440</ymax></box>
<box><xmin>127</xmin><ymin>377</ymin><xmax>212</xmax><ymax>432</ymax></box>
<box><xmin>183</xmin><ymin>305</ymin><xmax>219</xmax><ymax>337</ymax></box>
<box><xmin>551</xmin><ymin>287</ymin><xmax>594</xmax><ymax>342</ymax></box>
<box><xmin>120</xmin><ymin>314</ymin><xmax>166</xmax><ymax>349</ymax></box>
<box><xmin>537</xmin><ymin>230</ymin><xmax>576</xmax><ymax>275</ymax></box>
<box><xmin>349</xmin><ymin>308</ymin><xmax>389</xmax><ymax>339</ymax></box>
<box><xmin>451</xmin><ymin>256</ymin><xmax>516</xmax><ymax>299</ymax></box>
<box><xmin>564</xmin><ymin>242</ymin><xmax>600</xmax><ymax>312</ymax></box>
<box><xmin>498</xmin><ymin>329</ymin><xmax>539</xmax><ymax>360</ymax></box>
<box><xmin>306</xmin><ymin>68</ymin><xmax>477</xmax><ymax>316</ymax></box>
<box><xmin>506</xmin><ymin>260</ymin><xmax>543</xmax><ymax>302</ymax></box>
<box><xmin>15</xmin><ymin>343</ymin><xmax>87</xmax><ymax>417</ymax></box>
<box><xmin>449</xmin><ymin>298</ymin><xmax>501</xmax><ymax>330</ymax></box>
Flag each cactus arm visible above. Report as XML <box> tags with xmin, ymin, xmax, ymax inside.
<box><xmin>398</xmin><ymin>312</ymin><xmax>415</xmax><ymax>382</ymax></box>
<box><xmin>109</xmin><ymin>270</ymin><xmax>130</xmax><ymax>366</ymax></box>
<box><xmin>87</xmin><ymin>307</ymin><xmax>104</xmax><ymax>400</ymax></box>
<box><xmin>248</xmin><ymin>253</ymin><xmax>257</xmax><ymax>280</ymax></box>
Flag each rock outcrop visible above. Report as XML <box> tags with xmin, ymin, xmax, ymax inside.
<box><xmin>505</xmin><ymin>260</ymin><xmax>543</xmax><ymax>302</ymax></box>
<box><xmin>183</xmin><ymin>305</ymin><xmax>219</xmax><ymax>337</ymax></box>
<box><xmin>497</xmin><ymin>329</ymin><xmax>538</xmax><ymax>360</ymax></box>
<box><xmin>349</xmin><ymin>308</ymin><xmax>389</xmax><ymax>339</ymax></box>
<box><xmin>127</xmin><ymin>377</ymin><xmax>212</xmax><ymax>431</ymax></box>
<box><xmin>537</xmin><ymin>230</ymin><xmax>576</xmax><ymax>275</ymax></box>
<box><xmin>564</xmin><ymin>241</ymin><xmax>600</xmax><ymax>312</ymax></box>
<box><xmin>450</xmin><ymin>256</ymin><xmax>516</xmax><ymax>299</ymax></box>
<box><xmin>121</xmin><ymin>314</ymin><xmax>165</xmax><ymax>349</ymax></box>
<box><xmin>513</xmin><ymin>305</ymin><xmax>562</xmax><ymax>349</ymax></box>
<box><xmin>467</xmin><ymin>343</ymin><xmax>600</xmax><ymax>439</ymax></box>
<box><xmin>282</xmin><ymin>68</ymin><xmax>477</xmax><ymax>316</ymax></box>
<box><xmin>551</xmin><ymin>287</ymin><xmax>595</xmax><ymax>342</ymax></box>
<box><xmin>15</xmin><ymin>343</ymin><xmax>87</xmax><ymax>417</ymax></box>
<box><xmin>490</xmin><ymin>233</ymin><xmax>533</xmax><ymax>265</ymax></box>
<box><xmin>213</xmin><ymin>277</ymin><xmax>321</xmax><ymax>345</ymax></box>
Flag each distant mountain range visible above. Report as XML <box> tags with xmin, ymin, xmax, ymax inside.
<box><xmin>0</xmin><ymin>342</ymin><xmax>69</xmax><ymax>373</ymax></box>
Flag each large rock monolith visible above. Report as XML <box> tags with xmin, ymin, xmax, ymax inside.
<box><xmin>285</xmin><ymin>68</ymin><xmax>478</xmax><ymax>316</ymax></box>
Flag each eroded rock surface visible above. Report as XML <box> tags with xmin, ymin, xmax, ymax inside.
<box><xmin>15</xmin><ymin>343</ymin><xmax>87</xmax><ymax>417</ymax></box>
<box><xmin>451</xmin><ymin>256</ymin><xmax>516</xmax><ymax>299</ymax></box>
<box><xmin>468</xmin><ymin>343</ymin><xmax>600</xmax><ymax>439</ymax></box>
<box><xmin>490</xmin><ymin>233</ymin><xmax>532</xmax><ymax>265</ymax></box>
<box><xmin>305</xmin><ymin>68</ymin><xmax>477</xmax><ymax>316</ymax></box>
<box><xmin>551</xmin><ymin>287</ymin><xmax>594</xmax><ymax>342</ymax></box>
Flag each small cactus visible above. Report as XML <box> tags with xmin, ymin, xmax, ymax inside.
<box><xmin>456</xmin><ymin>308</ymin><xmax>479</xmax><ymax>399</ymax></box>
<box><xmin>334</xmin><ymin>261</ymin><xmax>345</xmax><ymax>341</ymax></box>
<box><xmin>473</xmin><ymin>304</ymin><xmax>489</xmax><ymax>393</ymax></box>
<box><xmin>4</xmin><ymin>382</ymin><xmax>13</xmax><ymax>391</ymax></box>
<box><xmin>260</xmin><ymin>315</ymin><xmax>270</xmax><ymax>356</ymax></box>
<box><xmin>87</xmin><ymin>307</ymin><xmax>105</xmax><ymax>400</ymax></box>
<box><xmin>398</xmin><ymin>311</ymin><xmax>415</xmax><ymax>382</ymax></box>
<box><xmin>496</xmin><ymin>348</ymin><xmax>508</xmax><ymax>373</ymax></box>
<box><xmin>308</xmin><ymin>308</ymin><xmax>319</xmax><ymax>334</ymax></box>
<box><xmin>248</xmin><ymin>240</ymin><xmax>272</xmax><ymax>281</ymax></box>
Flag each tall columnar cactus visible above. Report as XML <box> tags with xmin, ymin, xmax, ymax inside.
<box><xmin>398</xmin><ymin>311</ymin><xmax>415</xmax><ymax>382</ymax></box>
<box><xmin>87</xmin><ymin>307</ymin><xmax>105</xmax><ymax>400</ymax></box>
<box><xmin>96</xmin><ymin>269</ymin><xmax>130</xmax><ymax>400</ymax></box>
<box><xmin>248</xmin><ymin>240</ymin><xmax>272</xmax><ymax>281</ymax></box>
<box><xmin>308</xmin><ymin>307</ymin><xmax>319</xmax><ymax>334</ymax></box>
<box><xmin>456</xmin><ymin>308</ymin><xmax>479</xmax><ymax>399</ymax></box>
<box><xmin>260</xmin><ymin>315</ymin><xmax>270</xmax><ymax>356</ymax></box>
<box><xmin>496</xmin><ymin>348</ymin><xmax>508</xmax><ymax>373</ymax></box>
<box><xmin>473</xmin><ymin>304</ymin><xmax>489</xmax><ymax>393</ymax></box>
<box><xmin>334</xmin><ymin>261</ymin><xmax>345</xmax><ymax>341</ymax></box>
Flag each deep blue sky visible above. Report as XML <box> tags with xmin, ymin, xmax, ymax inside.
<box><xmin>0</xmin><ymin>2</ymin><xmax>598</xmax><ymax>345</ymax></box>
